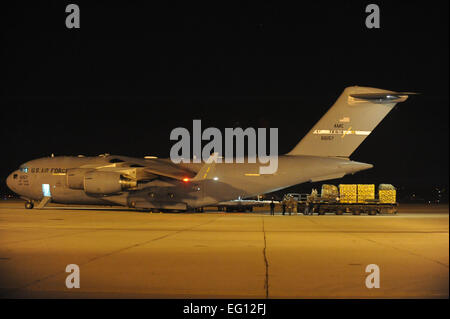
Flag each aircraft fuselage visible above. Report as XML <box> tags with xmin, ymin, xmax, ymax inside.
<box><xmin>6</xmin><ymin>155</ymin><xmax>372</xmax><ymax>210</ymax></box>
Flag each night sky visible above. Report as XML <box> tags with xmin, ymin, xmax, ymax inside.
<box><xmin>1</xmin><ymin>1</ymin><xmax>448</xmax><ymax>196</ymax></box>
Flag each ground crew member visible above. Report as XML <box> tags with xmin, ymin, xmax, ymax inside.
<box><xmin>282</xmin><ymin>202</ymin><xmax>286</xmax><ymax>215</ymax></box>
<box><xmin>270</xmin><ymin>201</ymin><xmax>275</xmax><ymax>215</ymax></box>
<box><xmin>286</xmin><ymin>199</ymin><xmax>292</xmax><ymax>215</ymax></box>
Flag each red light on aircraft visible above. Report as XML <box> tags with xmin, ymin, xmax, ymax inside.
<box><xmin>182</xmin><ymin>177</ymin><xmax>190</xmax><ymax>182</ymax></box>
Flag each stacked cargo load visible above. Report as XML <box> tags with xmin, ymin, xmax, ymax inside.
<box><xmin>357</xmin><ymin>184</ymin><xmax>375</xmax><ymax>203</ymax></box>
<box><xmin>339</xmin><ymin>184</ymin><xmax>357</xmax><ymax>203</ymax></box>
<box><xmin>379</xmin><ymin>184</ymin><xmax>396</xmax><ymax>203</ymax></box>
<box><xmin>304</xmin><ymin>183</ymin><xmax>398</xmax><ymax>215</ymax></box>
<box><xmin>321</xmin><ymin>184</ymin><xmax>339</xmax><ymax>200</ymax></box>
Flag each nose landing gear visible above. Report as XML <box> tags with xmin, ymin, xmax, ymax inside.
<box><xmin>25</xmin><ymin>201</ymin><xmax>34</xmax><ymax>209</ymax></box>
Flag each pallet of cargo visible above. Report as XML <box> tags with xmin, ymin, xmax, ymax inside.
<box><xmin>298</xmin><ymin>183</ymin><xmax>398</xmax><ymax>215</ymax></box>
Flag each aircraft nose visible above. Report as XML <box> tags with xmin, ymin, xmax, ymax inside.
<box><xmin>6</xmin><ymin>172</ymin><xmax>14</xmax><ymax>191</ymax></box>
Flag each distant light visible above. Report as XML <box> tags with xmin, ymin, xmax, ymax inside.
<box><xmin>182</xmin><ymin>177</ymin><xmax>190</xmax><ymax>182</ymax></box>
<box><xmin>213</xmin><ymin>177</ymin><xmax>219</xmax><ymax>181</ymax></box>
<box><xmin>144</xmin><ymin>156</ymin><xmax>158</xmax><ymax>159</ymax></box>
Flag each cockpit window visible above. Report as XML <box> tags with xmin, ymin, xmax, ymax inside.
<box><xmin>19</xmin><ymin>167</ymin><xmax>28</xmax><ymax>173</ymax></box>
<box><xmin>109</xmin><ymin>158</ymin><xmax>125</xmax><ymax>163</ymax></box>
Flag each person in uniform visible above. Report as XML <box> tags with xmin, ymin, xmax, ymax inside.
<box><xmin>270</xmin><ymin>201</ymin><xmax>275</xmax><ymax>215</ymax></box>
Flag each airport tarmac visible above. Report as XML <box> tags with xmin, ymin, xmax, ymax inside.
<box><xmin>0</xmin><ymin>200</ymin><xmax>448</xmax><ymax>298</ymax></box>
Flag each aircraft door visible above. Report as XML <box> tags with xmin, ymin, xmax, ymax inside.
<box><xmin>42</xmin><ymin>184</ymin><xmax>51</xmax><ymax>197</ymax></box>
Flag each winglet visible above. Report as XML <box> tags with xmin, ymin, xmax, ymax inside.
<box><xmin>191</xmin><ymin>153</ymin><xmax>219</xmax><ymax>182</ymax></box>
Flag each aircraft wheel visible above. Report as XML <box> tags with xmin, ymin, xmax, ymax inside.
<box><xmin>352</xmin><ymin>209</ymin><xmax>361</xmax><ymax>215</ymax></box>
<box><xmin>336</xmin><ymin>209</ymin><xmax>344</xmax><ymax>215</ymax></box>
<box><xmin>25</xmin><ymin>201</ymin><xmax>34</xmax><ymax>209</ymax></box>
<box><xmin>368</xmin><ymin>210</ymin><xmax>377</xmax><ymax>215</ymax></box>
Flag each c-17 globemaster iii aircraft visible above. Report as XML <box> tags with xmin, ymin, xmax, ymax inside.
<box><xmin>6</xmin><ymin>86</ymin><xmax>413</xmax><ymax>211</ymax></box>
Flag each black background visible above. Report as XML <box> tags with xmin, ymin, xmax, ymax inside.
<box><xmin>1</xmin><ymin>299</ymin><xmax>447</xmax><ymax>318</ymax></box>
<box><xmin>1</xmin><ymin>1</ymin><xmax>448</xmax><ymax>200</ymax></box>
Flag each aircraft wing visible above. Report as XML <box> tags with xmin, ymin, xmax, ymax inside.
<box><xmin>80</xmin><ymin>156</ymin><xmax>197</xmax><ymax>182</ymax></box>
<box><xmin>79</xmin><ymin>154</ymin><xmax>219</xmax><ymax>182</ymax></box>
<box><xmin>142</xmin><ymin>159</ymin><xmax>196</xmax><ymax>181</ymax></box>
<box><xmin>143</xmin><ymin>153</ymin><xmax>218</xmax><ymax>181</ymax></box>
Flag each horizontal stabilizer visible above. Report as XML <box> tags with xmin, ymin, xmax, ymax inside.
<box><xmin>350</xmin><ymin>92</ymin><xmax>417</xmax><ymax>103</ymax></box>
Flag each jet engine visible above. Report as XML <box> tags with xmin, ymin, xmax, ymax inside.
<box><xmin>83</xmin><ymin>171</ymin><xmax>137</xmax><ymax>195</ymax></box>
<box><xmin>66</xmin><ymin>168</ymin><xmax>93</xmax><ymax>189</ymax></box>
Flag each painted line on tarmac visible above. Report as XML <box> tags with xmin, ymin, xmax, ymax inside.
<box><xmin>2</xmin><ymin>215</ymin><xmax>223</xmax><ymax>297</ymax></box>
<box><xmin>302</xmin><ymin>216</ymin><xmax>449</xmax><ymax>269</ymax></box>
<box><xmin>261</xmin><ymin>217</ymin><xmax>269</xmax><ymax>299</ymax></box>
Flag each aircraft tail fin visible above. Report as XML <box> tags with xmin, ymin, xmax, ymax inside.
<box><xmin>287</xmin><ymin>86</ymin><xmax>415</xmax><ymax>157</ymax></box>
